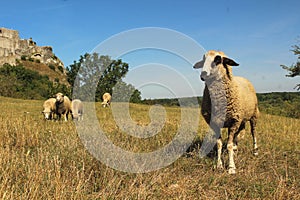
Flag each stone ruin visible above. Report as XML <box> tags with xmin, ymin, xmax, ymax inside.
<box><xmin>0</xmin><ymin>27</ymin><xmax>64</xmax><ymax>67</ymax></box>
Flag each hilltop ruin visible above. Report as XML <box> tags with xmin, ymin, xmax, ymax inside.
<box><xmin>0</xmin><ymin>27</ymin><xmax>64</xmax><ymax>67</ymax></box>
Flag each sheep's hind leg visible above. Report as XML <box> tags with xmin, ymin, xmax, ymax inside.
<box><xmin>233</xmin><ymin>122</ymin><xmax>246</xmax><ymax>153</ymax></box>
<box><xmin>250</xmin><ymin>118</ymin><xmax>258</xmax><ymax>156</ymax></box>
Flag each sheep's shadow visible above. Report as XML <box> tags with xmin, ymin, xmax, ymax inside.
<box><xmin>184</xmin><ymin>137</ymin><xmax>228</xmax><ymax>159</ymax></box>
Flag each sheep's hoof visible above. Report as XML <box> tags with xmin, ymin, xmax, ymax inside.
<box><xmin>228</xmin><ymin>168</ymin><xmax>236</xmax><ymax>174</ymax></box>
<box><xmin>233</xmin><ymin>145</ymin><xmax>238</xmax><ymax>151</ymax></box>
<box><xmin>217</xmin><ymin>165</ymin><xmax>223</xmax><ymax>169</ymax></box>
<box><xmin>217</xmin><ymin>164</ymin><xmax>223</xmax><ymax>170</ymax></box>
<box><xmin>233</xmin><ymin>145</ymin><xmax>238</xmax><ymax>154</ymax></box>
<box><xmin>253</xmin><ymin>148</ymin><xmax>258</xmax><ymax>156</ymax></box>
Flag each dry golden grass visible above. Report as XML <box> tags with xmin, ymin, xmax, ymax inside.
<box><xmin>0</xmin><ymin>96</ymin><xmax>299</xmax><ymax>199</ymax></box>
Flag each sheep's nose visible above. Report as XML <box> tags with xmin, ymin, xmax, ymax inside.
<box><xmin>200</xmin><ymin>71</ymin><xmax>207</xmax><ymax>81</ymax></box>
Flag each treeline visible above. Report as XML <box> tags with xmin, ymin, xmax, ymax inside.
<box><xmin>257</xmin><ymin>92</ymin><xmax>300</xmax><ymax>118</ymax></box>
<box><xmin>142</xmin><ymin>97</ymin><xmax>201</xmax><ymax>107</ymax></box>
<box><xmin>142</xmin><ymin>92</ymin><xmax>300</xmax><ymax>119</ymax></box>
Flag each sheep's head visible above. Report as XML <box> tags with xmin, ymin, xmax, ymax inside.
<box><xmin>55</xmin><ymin>92</ymin><xmax>64</xmax><ymax>103</ymax></box>
<box><xmin>193</xmin><ymin>50</ymin><xmax>239</xmax><ymax>81</ymax></box>
<box><xmin>72</xmin><ymin>113</ymin><xmax>80</xmax><ymax>120</ymax></box>
<box><xmin>42</xmin><ymin>110</ymin><xmax>52</xmax><ymax>120</ymax></box>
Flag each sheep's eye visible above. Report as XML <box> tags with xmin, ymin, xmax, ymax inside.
<box><xmin>214</xmin><ymin>55</ymin><xmax>222</xmax><ymax>65</ymax></box>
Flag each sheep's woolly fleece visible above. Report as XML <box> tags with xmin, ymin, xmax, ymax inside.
<box><xmin>194</xmin><ymin>50</ymin><xmax>259</xmax><ymax>174</ymax></box>
<box><xmin>55</xmin><ymin>93</ymin><xmax>72</xmax><ymax>121</ymax></box>
<box><xmin>42</xmin><ymin>98</ymin><xmax>56</xmax><ymax>120</ymax></box>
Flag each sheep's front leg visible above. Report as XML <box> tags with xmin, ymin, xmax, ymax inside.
<box><xmin>212</xmin><ymin>126</ymin><xmax>223</xmax><ymax>170</ymax></box>
<box><xmin>57</xmin><ymin>114</ymin><xmax>61</xmax><ymax>121</ymax></box>
<box><xmin>217</xmin><ymin>137</ymin><xmax>223</xmax><ymax>169</ymax></box>
<box><xmin>63</xmin><ymin>113</ymin><xmax>68</xmax><ymax>121</ymax></box>
<box><xmin>228</xmin><ymin>126</ymin><xmax>239</xmax><ymax>174</ymax></box>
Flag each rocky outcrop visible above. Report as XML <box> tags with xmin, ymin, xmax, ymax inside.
<box><xmin>0</xmin><ymin>27</ymin><xmax>64</xmax><ymax>68</ymax></box>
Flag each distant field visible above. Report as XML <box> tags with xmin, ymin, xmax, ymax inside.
<box><xmin>0</xmin><ymin>96</ymin><xmax>299</xmax><ymax>199</ymax></box>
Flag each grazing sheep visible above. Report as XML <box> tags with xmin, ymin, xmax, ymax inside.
<box><xmin>101</xmin><ymin>92</ymin><xmax>111</xmax><ymax>107</ymax></box>
<box><xmin>55</xmin><ymin>92</ymin><xmax>71</xmax><ymax>121</ymax></box>
<box><xmin>193</xmin><ymin>50</ymin><xmax>259</xmax><ymax>174</ymax></box>
<box><xmin>71</xmin><ymin>99</ymin><xmax>83</xmax><ymax>121</ymax></box>
<box><xmin>42</xmin><ymin>98</ymin><xmax>56</xmax><ymax>120</ymax></box>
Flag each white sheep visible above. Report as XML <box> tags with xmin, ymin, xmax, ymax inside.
<box><xmin>42</xmin><ymin>98</ymin><xmax>56</xmax><ymax>120</ymax></box>
<box><xmin>55</xmin><ymin>92</ymin><xmax>71</xmax><ymax>121</ymax></box>
<box><xmin>193</xmin><ymin>50</ymin><xmax>259</xmax><ymax>174</ymax></box>
<box><xmin>101</xmin><ymin>92</ymin><xmax>111</xmax><ymax>107</ymax></box>
<box><xmin>71</xmin><ymin>99</ymin><xmax>83</xmax><ymax>121</ymax></box>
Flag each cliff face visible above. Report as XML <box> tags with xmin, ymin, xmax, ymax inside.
<box><xmin>0</xmin><ymin>27</ymin><xmax>64</xmax><ymax>68</ymax></box>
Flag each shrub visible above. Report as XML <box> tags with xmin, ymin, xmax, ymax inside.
<box><xmin>21</xmin><ymin>55</ymin><xmax>27</xmax><ymax>61</ymax></box>
<box><xmin>0</xmin><ymin>63</ymin><xmax>69</xmax><ymax>99</ymax></box>
<box><xmin>48</xmin><ymin>64</ymin><xmax>55</xmax><ymax>71</ymax></box>
<box><xmin>58</xmin><ymin>65</ymin><xmax>64</xmax><ymax>73</ymax></box>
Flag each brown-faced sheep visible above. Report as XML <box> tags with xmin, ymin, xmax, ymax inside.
<box><xmin>71</xmin><ymin>99</ymin><xmax>83</xmax><ymax>121</ymax></box>
<box><xmin>55</xmin><ymin>92</ymin><xmax>71</xmax><ymax>121</ymax></box>
<box><xmin>193</xmin><ymin>50</ymin><xmax>259</xmax><ymax>174</ymax></box>
<box><xmin>102</xmin><ymin>92</ymin><xmax>111</xmax><ymax>107</ymax></box>
<box><xmin>42</xmin><ymin>98</ymin><xmax>56</xmax><ymax>120</ymax></box>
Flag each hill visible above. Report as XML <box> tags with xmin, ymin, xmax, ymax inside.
<box><xmin>0</xmin><ymin>64</ymin><xmax>69</xmax><ymax>100</ymax></box>
<box><xmin>20</xmin><ymin>60</ymin><xmax>69</xmax><ymax>86</ymax></box>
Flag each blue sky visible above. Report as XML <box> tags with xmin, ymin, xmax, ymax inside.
<box><xmin>2</xmin><ymin>0</ymin><xmax>300</xmax><ymax>98</ymax></box>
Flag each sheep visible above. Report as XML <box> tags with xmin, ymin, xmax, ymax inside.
<box><xmin>101</xmin><ymin>92</ymin><xmax>111</xmax><ymax>107</ymax></box>
<box><xmin>71</xmin><ymin>99</ymin><xmax>83</xmax><ymax>121</ymax></box>
<box><xmin>42</xmin><ymin>98</ymin><xmax>56</xmax><ymax>120</ymax></box>
<box><xmin>55</xmin><ymin>92</ymin><xmax>71</xmax><ymax>121</ymax></box>
<box><xmin>193</xmin><ymin>50</ymin><xmax>259</xmax><ymax>174</ymax></box>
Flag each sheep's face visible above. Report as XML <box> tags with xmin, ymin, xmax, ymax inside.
<box><xmin>102</xmin><ymin>101</ymin><xmax>108</xmax><ymax>107</ymax></box>
<box><xmin>42</xmin><ymin>110</ymin><xmax>52</xmax><ymax>120</ymax></box>
<box><xmin>193</xmin><ymin>50</ymin><xmax>239</xmax><ymax>81</ymax></box>
<box><xmin>72</xmin><ymin>113</ymin><xmax>80</xmax><ymax>120</ymax></box>
<box><xmin>55</xmin><ymin>93</ymin><xmax>64</xmax><ymax>103</ymax></box>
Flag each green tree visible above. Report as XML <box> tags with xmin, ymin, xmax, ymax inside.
<box><xmin>96</xmin><ymin>58</ymin><xmax>129</xmax><ymax>100</ymax></box>
<box><xmin>112</xmin><ymin>81</ymin><xmax>142</xmax><ymax>103</ymax></box>
<box><xmin>67</xmin><ymin>53</ymin><xmax>141</xmax><ymax>102</ymax></box>
<box><xmin>281</xmin><ymin>43</ymin><xmax>300</xmax><ymax>90</ymax></box>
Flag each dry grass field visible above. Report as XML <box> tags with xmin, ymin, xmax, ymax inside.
<box><xmin>0</xmin><ymin>96</ymin><xmax>299</xmax><ymax>199</ymax></box>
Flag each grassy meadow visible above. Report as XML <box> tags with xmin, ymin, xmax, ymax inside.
<box><xmin>0</xmin><ymin>96</ymin><xmax>299</xmax><ymax>199</ymax></box>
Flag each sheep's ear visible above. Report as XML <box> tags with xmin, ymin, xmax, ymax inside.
<box><xmin>223</xmin><ymin>57</ymin><xmax>239</xmax><ymax>66</ymax></box>
<box><xmin>193</xmin><ymin>60</ymin><xmax>204</xmax><ymax>69</ymax></box>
